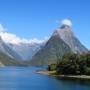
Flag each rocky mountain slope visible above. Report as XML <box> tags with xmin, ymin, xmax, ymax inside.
<box><xmin>30</xmin><ymin>20</ymin><xmax>88</xmax><ymax>66</ymax></box>
<box><xmin>0</xmin><ymin>36</ymin><xmax>22</xmax><ymax>60</ymax></box>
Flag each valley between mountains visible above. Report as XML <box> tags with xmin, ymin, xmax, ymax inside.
<box><xmin>0</xmin><ymin>20</ymin><xmax>89</xmax><ymax>66</ymax></box>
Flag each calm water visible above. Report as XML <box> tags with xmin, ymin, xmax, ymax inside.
<box><xmin>0</xmin><ymin>67</ymin><xmax>90</xmax><ymax>90</ymax></box>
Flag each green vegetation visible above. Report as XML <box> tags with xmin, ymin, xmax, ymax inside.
<box><xmin>48</xmin><ymin>52</ymin><xmax>90</xmax><ymax>75</ymax></box>
<box><xmin>48</xmin><ymin>64</ymin><xmax>57</xmax><ymax>71</ymax></box>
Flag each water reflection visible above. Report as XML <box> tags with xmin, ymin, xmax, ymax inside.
<box><xmin>54</xmin><ymin>76</ymin><xmax>90</xmax><ymax>89</ymax></box>
<box><xmin>0</xmin><ymin>67</ymin><xmax>89</xmax><ymax>90</ymax></box>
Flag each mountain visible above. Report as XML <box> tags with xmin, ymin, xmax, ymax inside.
<box><xmin>30</xmin><ymin>21</ymin><xmax>88</xmax><ymax>66</ymax></box>
<box><xmin>9</xmin><ymin>42</ymin><xmax>45</xmax><ymax>61</ymax></box>
<box><xmin>0</xmin><ymin>37</ymin><xmax>27</xmax><ymax>66</ymax></box>
<box><xmin>0</xmin><ymin>36</ymin><xmax>22</xmax><ymax>60</ymax></box>
<box><xmin>29</xmin><ymin>34</ymin><xmax>72</xmax><ymax>66</ymax></box>
<box><xmin>54</xmin><ymin>25</ymin><xmax>88</xmax><ymax>54</ymax></box>
<box><xmin>0</xmin><ymin>52</ymin><xmax>25</xmax><ymax>66</ymax></box>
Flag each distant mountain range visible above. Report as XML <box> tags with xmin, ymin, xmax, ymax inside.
<box><xmin>0</xmin><ymin>37</ymin><xmax>26</xmax><ymax>66</ymax></box>
<box><xmin>0</xmin><ymin>20</ymin><xmax>89</xmax><ymax>66</ymax></box>
<box><xmin>8</xmin><ymin>42</ymin><xmax>45</xmax><ymax>61</ymax></box>
<box><xmin>0</xmin><ymin>36</ymin><xmax>22</xmax><ymax>60</ymax></box>
<box><xmin>0</xmin><ymin>34</ymin><xmax>46</xmax><ymax>66</ymax></box>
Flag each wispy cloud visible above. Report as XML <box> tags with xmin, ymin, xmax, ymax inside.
<box><xmin>0</xmin><ymin>24</ymin><xmax>47</xmax><ymax>44</ymax></box>
<box><xmin>61</xmin><ymin>19</ymin><xmax>72</xmax><ymax>27</ymax></box>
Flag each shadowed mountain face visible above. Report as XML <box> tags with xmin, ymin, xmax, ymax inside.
<box><xmin>0</xmin><ymin>52</ymin><xmax>24</xmax><ymax>66</ymax></box>
<box><xmin>30</xmin><ymin>34</ymin><xmax>72</xmax><ymax>66</ymax></box>
<box><xmin>0</xmin><ymin>36</ymin><xmax>22</xmax><ymax>60</ymax></box>
<box><xmin>30</xmin><ymin>24</ymin><xmax>88</xmax><ymax>66</ymax></box>
<box><xmin>0</xmin><ymin>37</ymin><xmax>28</xmax><ymax>66</ymax></box>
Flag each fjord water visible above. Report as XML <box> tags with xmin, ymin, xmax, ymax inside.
<box><xmin>0</xmin><ymin>67</ymin><xmax>90</xmax><ymax>90</ymax></box>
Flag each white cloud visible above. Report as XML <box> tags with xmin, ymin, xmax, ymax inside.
<box><xmin>28</xmin><ymin>38</ymin><xmax>48</xmax><ymax>44</ymax></box>
<box><xmin>0</xmin><ymin>24</ymin><xmax>47</xmax><ymax>44</ymax></box>
<box><xmin>61</xmin><ymin>19</ymin><xmax>72</xmax><ymax>27</ymax></box>
<box><xmin>0</xmin><ymin>32</ymin><xmax>21</xmax><ymax>44</ymax></box>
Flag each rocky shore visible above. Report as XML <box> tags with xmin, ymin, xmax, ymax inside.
<box><xmin>35</xmin><ymin>70</ymin><xmax>90</xmax><ymax>80</ymax></box>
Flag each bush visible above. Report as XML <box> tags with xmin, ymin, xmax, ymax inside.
<box><xmin>84</xmin><ymin>67</ymin><xmax>90</xmax><ymax>75</ymax></box>
<box><xmin>48</xmin><ymin>53</ymin><xmax>90</xmax><ymax>75</ymax></box>
<box><xmin>48</xmin><ymin>64</ymin><xmax>57</xmax><ymax>71</ymax></box>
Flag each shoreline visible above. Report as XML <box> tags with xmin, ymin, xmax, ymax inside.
<box><xmin>35</xmin><ymin>70</ymin><xmax>56</xmax><ymax>75</ymax></box>
<box><xmin>35</xmin><ymin>70</ymin><xmax>90</xmax><ymax>80</ymax></box>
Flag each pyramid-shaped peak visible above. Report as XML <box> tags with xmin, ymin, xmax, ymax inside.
<box><xmin>53</xmin><ymin>19</ymin><xmax>73</xmax><ymax>35</ymax></box>
<box><xmin>52</xmin><ymin>19</ymin><xmax>88</xmax><ymax>54</ymax></box>
<box><xmin>53</xmin><ymin>21</ymin><xmax>73</xmax><ymax>37</ymax></box>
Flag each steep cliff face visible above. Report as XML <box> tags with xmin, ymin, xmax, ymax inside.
<box><xmin>30</xmin><ymin>34</ymin><xmax>72</xmax><ymax>66</ymax></box>
<box><xmin>53</xmin><ymin>24</ymin><xmax>88</xmax><ymax>54</ymax></box>
<box><xmin>30</xmin><ymin>20</ymin><xmax>88</xmax><ymax>66</ymax></box>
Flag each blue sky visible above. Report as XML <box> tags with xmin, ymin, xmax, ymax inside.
<box><xmin>0</xmin><ymin>0</ymin><xmax>90</xmax><ymax>49</ymax></box>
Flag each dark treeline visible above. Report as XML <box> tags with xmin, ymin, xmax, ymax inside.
<box><xmin>48</xmin><ymin>52</ymin><xmax>90</xmax><ymax>75</ymax></box>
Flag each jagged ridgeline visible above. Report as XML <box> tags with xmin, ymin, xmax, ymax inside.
<box><xmin>29</xmin><ymin>19</ymin><xmax>88</xmax><ymax>66</ymax></box>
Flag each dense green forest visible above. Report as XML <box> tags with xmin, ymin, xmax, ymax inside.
<box><xmin>48</xmin><ymin>52</ymin><xmax>90</xmax><ymax>75</ymax></box>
